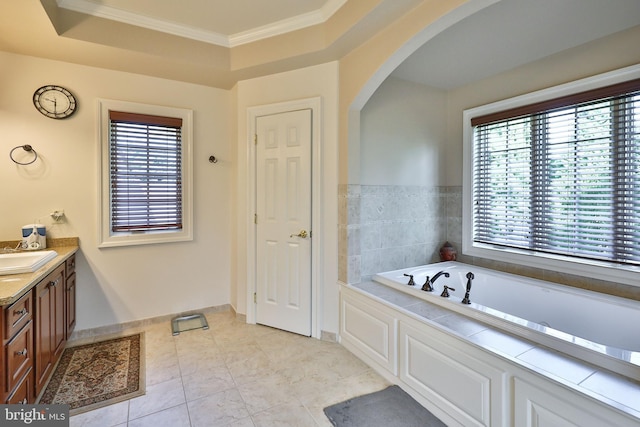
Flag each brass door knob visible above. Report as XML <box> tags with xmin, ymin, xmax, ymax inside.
<box><xmin>290</xmin><ymin>230</ymin><xmax>308</xmax><ymax>238</ymax></box>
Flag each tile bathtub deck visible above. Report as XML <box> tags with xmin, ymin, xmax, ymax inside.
<box><xmin>69</xmin><ymin>311</ymin><xmax>390</xmax><ymax>427</ymax></box>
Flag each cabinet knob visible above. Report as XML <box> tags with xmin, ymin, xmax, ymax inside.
<box><xmin>50</xmin><ymin>279</ymin><xmax>59</xmax><ymax>287</ymax></box>
<box><xmin>20</xmin><ymin>398</ymin><xmax>28</xmax><ymax>405</ymax></box>
<box><xmin>15</xmin><ymin>348</ymin><xmax>27</xmax><ymax>357</ymax></box>
<box><xmin>14</xmin><ymin>308</ymin><xmax>28</xmax><ymax>316</ymax></box>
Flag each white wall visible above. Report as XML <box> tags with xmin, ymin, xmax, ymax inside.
<box><xmin>0</xmin><ymin>51</ymin><xmax>233</xmax><ymax>330</ymax></box>
<box><xmin>357</xmin><ymin>26</ymin><xmax>640</xmax><ymax>189</ymax></box>
<box><xmin>360</xmin><ymin>77</ymin><xmax>446</xmax><ymax>186</ymax></box>
<box><xmin>234</xmin><ymin>62</ymin><xmax>340</xmax><ymax>335</ymax></box>
<box><xmin>445</xmin><ymin>25</ymin><xmax>640</xmax><ymax>186</ymax></box>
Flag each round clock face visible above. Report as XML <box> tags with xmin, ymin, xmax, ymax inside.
<box><xmin>33</xmin><ymin>85</ymin><xmax>77</xmax><ymax>119</ymax></box>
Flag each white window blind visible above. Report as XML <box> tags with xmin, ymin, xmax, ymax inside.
<box><xmin>472</xmin><ymin>79</ymin><xmax>640</xmax><ymax>266</ymax></box>
<box><xmin>109</xmin><ymin>111</ymin><xmax>183</xmax><ymax>232</ymax></box>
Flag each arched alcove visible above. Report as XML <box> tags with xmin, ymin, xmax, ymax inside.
<box><xmin>340</xmin><ymin>0</ymin><xmax>640</xmax><ymax>284</ymax></box>
<box><xmin>338</xmin><ymin>0</ymin><xmax>500</xmax><ymax>284</ymax></box>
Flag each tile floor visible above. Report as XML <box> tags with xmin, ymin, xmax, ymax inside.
<box><xmin>69</xmin><ymin>311</ymin><xmax>390</xmax><ymax>427</ymax></box>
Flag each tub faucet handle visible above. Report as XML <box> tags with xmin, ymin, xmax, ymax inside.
<box><xmin>440</xmin><ymin>286</ymin><xmax>455</xmax><ymax>298</ymax></box>
<box><xmin>403</xmin><ymin>274</ymin><xmax>415</xmax><ymax>286</ymax></box>
<box><xmin>421</xmin><ymin>276</ymin><xmax>433</xmax><ymax>292</ymax></box>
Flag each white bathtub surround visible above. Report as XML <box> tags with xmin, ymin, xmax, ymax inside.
<box><xmin>372</xmin><ymin>262</ymin><xmax>640</xmax><ymax>379</ymax></box>
<box><xmin>339</xmin><ymin>265</ymin><xmax>640</xmax><ymax>426</ymax></box>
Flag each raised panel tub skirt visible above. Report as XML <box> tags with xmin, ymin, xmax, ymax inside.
<box><xmin>372</xmin><ymin>261</ymin><xmax>640</xmax><ymax>381</ymax></box>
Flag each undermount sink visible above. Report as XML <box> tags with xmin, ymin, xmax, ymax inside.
<box><xmin>0</xmin><ymin>250</ymin><xmax>58</xmax><ymax>275</ymax></box>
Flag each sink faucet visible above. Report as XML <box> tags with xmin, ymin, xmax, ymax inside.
<box><xmin>2</xmin><ymin>242</ymin><xmax>21</xmax><ymax>253</ymax></box>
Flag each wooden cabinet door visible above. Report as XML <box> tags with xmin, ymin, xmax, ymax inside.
<box><xmin>65</xmin><ymin>272</ymin><xmax>76</xmax><ymax>339</ymax></box>
<box><xmin>0</xmin><ymin>301</ymin><xmax>4</xmax><ymax>402</ymax></box>
<box><xmin>34</xmin><ymin>279</ymin><xmax>53</xmax><ymax>397</ymax></box>
<box><xmin>51</xmin><ymin>269</ymin><xmax>66</xmax><ymax>362</ymax></box>
<box><xmin>34</xmin><ymin>263</ymin><xmax>65</xmax><ymax>398</ymax></box>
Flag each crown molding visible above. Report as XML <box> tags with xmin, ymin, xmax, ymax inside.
<box><xmin>57</xmin><ymin>0</ymin><xmax>230</xmax><ymax>46</ymax></box>
<box><xmin>230</xmin><ymin>0</ymin><xmax>347</xmax><ymax>46</ymax></box>
<box><xmin>229</xmin><ymin>8</ymin><xmax>325</xmax><ymax>47</ymax></box>
<box><xmin>57</xmin><ymin>0</ymin><xmax>347</xmax><ymax>48</ymax></box>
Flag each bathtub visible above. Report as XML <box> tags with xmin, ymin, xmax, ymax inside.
<box><xmin>373</xmin><ymin>261</ymin><xmax>640</xmax><ymax>381</ymax></box>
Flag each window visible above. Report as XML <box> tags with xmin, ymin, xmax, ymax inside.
<box><xmin>109</xmin><ymin>112</ymin><xmax>183</xmax><ymax>232</ymax></box>
<box><xmin>463</xmin><ymin>66</ymin><xmax>640</xmax><ymax>285</ymax></box>
<box><xmin>98</xmin><ymin>100</ymin><xmax>192</xmax><ymax>247</ymax></box>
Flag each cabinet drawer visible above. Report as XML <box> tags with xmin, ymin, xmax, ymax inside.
<box><xmin>65</xmin><ymin>254</ymin><xmax>76</xmax><ymax>277</ymax></box>
<box><xmin>5</xmin><ymin>369</ymin><xmax>32</xmax><ymax>405</ymax></box>
<box><xmin>4</xmin><ymin>291</ymin><xmax>32</xmax><ymax>341</ymax></box>
<box><xmin>5</xmin><ymin>320</ymin><xmax>34</xmax><ymax>394</ymax></box>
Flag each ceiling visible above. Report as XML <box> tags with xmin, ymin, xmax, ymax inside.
<box><xmin>1</xmin><ymin>1</ymin><xmax>639</xmax><ymax>89</ymax></box>
<box><xmin>0</xmin><ymin>0</ymin><xmax>421</xmax><ymax>88</ymax></box>
<box><xmin>55</xmin><ymin>0</ymin><xmax>345</xmax><ymax>47</ymax></box>
<box><xmin>391</xmin><ymin>0</ymin><xmax>640</xmax><ymax>89</ymax></box>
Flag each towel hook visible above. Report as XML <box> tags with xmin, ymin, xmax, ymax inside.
<box><xmin>10</xmin><ymin>145</ymin><xmax>38</xmax><ymax>165</ymax></box>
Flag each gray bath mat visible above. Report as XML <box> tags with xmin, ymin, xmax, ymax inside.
<box><xmin>323</xmin><ymin>385</ymin><xmax>446</xmax><ymax>427</ymax></box>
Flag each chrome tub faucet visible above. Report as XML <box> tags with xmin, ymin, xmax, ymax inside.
<box><xmin>421</xmin><ymin>270</ymin><xmax>449</xmax><ymax>292</ymax></box>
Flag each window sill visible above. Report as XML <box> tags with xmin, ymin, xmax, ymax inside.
<box><xmin>98</xmin><ymin>229</ymin><xmax>193</xmax><ymax>248</ymax></box>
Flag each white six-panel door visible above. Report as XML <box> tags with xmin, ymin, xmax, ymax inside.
<box><xmin>255</xmin><ymin>109</ymin><xmax>312</xmax><ymax>336</ymax></box>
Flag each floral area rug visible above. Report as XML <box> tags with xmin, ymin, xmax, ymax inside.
<box><xmin>39</xmin><ymin>333</ymin><xmax>145</xmax><ymax>415</ymax></box>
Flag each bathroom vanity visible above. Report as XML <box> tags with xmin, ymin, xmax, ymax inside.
<box><xmin>0</xmin><ymin>240</ymin><xmax>78</xmax><ymax>404</ymax></box>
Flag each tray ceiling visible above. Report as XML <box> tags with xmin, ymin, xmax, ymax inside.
<box><xmin>1</xmin><ymin>1</ymin><xmax>638</xmax><ymax>89</ymax></box>
<box><xmin>56</xmin><ymin>0</ymin><xmax>346</xmax><ymax>47</ymax></box>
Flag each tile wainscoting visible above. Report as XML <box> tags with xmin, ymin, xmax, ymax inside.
<box><xmin>339</xmin><ymin>184</ymin><xmax>461</xmax><ymax>284</ymax></box>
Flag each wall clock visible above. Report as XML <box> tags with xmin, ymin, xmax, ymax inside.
<box><xmin>33</xmin><ymin>85</ymin><xmax>77</xmax><ymax>119</ymax></box>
